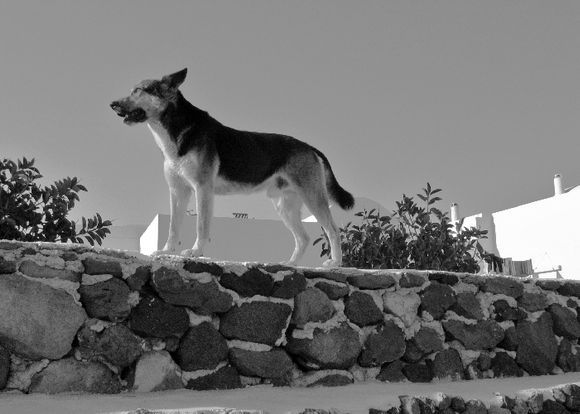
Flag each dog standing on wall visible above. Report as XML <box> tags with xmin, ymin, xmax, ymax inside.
<box><xmin>110</xmin><ymin>69</ymin><xmax>354</xmax><ymax>266</ymax></box>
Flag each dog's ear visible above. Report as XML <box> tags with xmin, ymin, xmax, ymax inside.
<box><xmin>162</xmin><ymin>68</ymin><xmax>187</xmax><ymax>89</ymax></box>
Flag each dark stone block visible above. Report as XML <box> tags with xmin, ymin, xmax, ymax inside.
<box><xmin>292</xmin><ymin>288</ymin><xmax>335</xmax><ymax>327</ymax></box>
<box><xmin>377</xmin><ymin>360</ymin><xmax>406</xmax><ymax>382</ymax></box>
<box><xmin>402</xmin><ymin>362</ymin><xmax>433</xmax><ymax>382</ymax></box>
<box><xmin>516</xmin><ymin>312</ymin><xmax>558</xmax><ymax>375</ymax></box>
<box><xmin>452</xmin><ymin>292</ymin><xmax>484</xmax><ymax>320</ymax></box>
<box><xmin>428</xmin><ymin>272</ymin><xmax>459</xmax><ymax>286</ymax></box>
<box><xmin>0</xmin><ymin>257</ymin><xmax>17</xmax><ymax>274</ymax></box>
<box><xmin>126</xmin><ymin>266</ymin><xmax>151</xmax><ymax>291</ymax></box>
<box><xmin>399</xmin><ymin>272</ymin><xmax>427</xmax><ymax>288</ymax></box>
<box><xmin>314</xmin><ymin>281</ymin><xmax>350</xmax><ymax>300</ymax></box>
<box><xmin>302</xmin><ymin>268</ymin><xmax>348</xmax><ymax>283</ymax></box>
<box><xmin>557</xmin><ymin>282</ymin><xmax>580</xmax><ymax>298</ymax></box>
<box><xmin>60</xmin><ymin>251</ymin><xmax>78</xmax><ymax>261</ymax></box>
<box><xmin>493</xmin><ymin>300</ymin><xmax>526</xmax><ymax>322</ymax></box>
<box><xmin>535</xmin><ymin>280</ymin><xmax>562</xmax><ymax>291</ymax></box>
<box><xmin>229</xmin><ymin>348</ymin><xmax>294</xmax><ymax>379</ymax></box>
<box><xmin>77</xmin><ymin>323</ymin><xmax>142</xmax><ymax>369</ymax></box>
<box><xmin>464</xmin><ymin>400</ymin><xmax>487</xmax><ymax>414</ymax></box>
<box><xmin>432</xmin><ymin>349</ymin><xmax>464</xmax><ymax>380</ymax></box>
<box><xmin>152</xmin><ymin>267</ymin><xmax>233</xmax><ymax>314</ymax></box>
<box><xmin>482</xmin><ymin>276</ymin><xmax>524</xmax><ymax>298</ymax></box>
<box><xmin>498</xmin><ymin>326</ymin><xmax>518</xmax><ymax>351</ymax></box>
<box><xmin>220</xmin><ymin>268</ymin><xmax>274</xmax><ymax>297</ymax></box>
<box><xmin>220</xmin><ymin>301</ymin><xmax>292</xmax><ymax>346</ymax></box>
<box><xmin>185</xmin><ymin>365</ymin><xmax>242</xmax><ymax>390</ymax></box>
<box><xmin>557</xmin><ymin>338</ymin><xmax>580</xmax><ymax>372</ymax></box>
<box><xmin>420</xmin><ymin>282</ymin><xmax>456</xmax><ymax>319</ymax></box>
<box><xmin>518</xmin><ymin>292</ymin><xmax>548</xmax><ymax>312</ymax></box>
<box><xmin>359</xmin><ymin>321</ymin><xmax>406</xmax><ymax>367</ymax></box>
<box><xmin>344</xmin><ymin>291</ymin><xmax>383</xmax><ymax>327</ymax></box>
<box><xmin>541</xmin><ymin>400</ymin><xmax>570</xmax><ymax>414</ymax></box>
<box><xmin>183</xmin><ymin>259</ymin><xmax>224</xmax><ymax>276</ymax></box>
<box><xmin>83</xmin><ymin>257</ymin><xmax>123</xmax><ymax>277</ymax></box>
<box><xmin>129</xmin><ymin>294</ymin><xmax>189</xmax><ymax>339</ymax></box>
<box><xmin>306</xmin><ymin>372</ymin><xmax>353</xmax><ymax>387</ymax></box>
<box><xmin>177</xmin><ymin>323</ymin><xmax>228</xmax><ymax>371</ymax></box>
<box><xmin>443</xmin><ymin>319</ymin><xmax>504</xmax><ymax>350</ymax></box>
<box><xmin>79</xmin><ymin>278</ymin><xmax>131</xmax><ymax>322</ymax></box>
<box><xmin>402</xmin><ymin>340</ymin><xmax>424</xmax><ymax>363</ymax></box>
<box><xmin>347</xmin><ymin>273</ymin><xmax>396</xmax><ymax>289</ymax></box>
<box><xmin>548</xmin><ymin>304</ymin><xmax>580</xmax><ymax>339</ymax></box>
<box><xmin>272</xmin><ymin>272</ymin><xmax>307</xmax><ymax>299</ymax></box>
<box><xmin>414</xmin><ymin>327</ymin><xmax>444</xmax><ymax>353</ymax></box>
<box><xmin>0</xmin><ymin>344</ymin><xmax>9</xmax><ymax>390</ymax></box>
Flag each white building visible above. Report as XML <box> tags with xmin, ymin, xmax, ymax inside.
<box><xmin>102</xmin><ymin>197</ymin><xmax>386</xmax><ymax>267</ymax></box>
<box><xmin>458</xmin><ymin>175</ymin><xmax>580</xmax><ymax>280</ymax></box>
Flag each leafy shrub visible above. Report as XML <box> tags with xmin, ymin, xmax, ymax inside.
<box><xmin>0</xmin><ymin>157</ymin><xmax>111</xmax><ymax>245</ymax></box>
<box><xmin>314</xmin><ymin>183</ymin><xmax>489</xmax><ymax>273</ymax></box>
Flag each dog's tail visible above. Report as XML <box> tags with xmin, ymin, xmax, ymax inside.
<box><xmin>314</xmin><ymin>149</ymin><xmax>355</xmax><ymax>210</ymax></box>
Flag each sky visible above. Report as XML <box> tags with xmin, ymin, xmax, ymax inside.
<box><xmin>1</xmin><ymin>1</ymin><xmax>579</xmax><ymax>227</ymax></box>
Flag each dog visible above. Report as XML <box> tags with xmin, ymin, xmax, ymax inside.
<box><xmin>110</xmin><ymin>68</ymin><xmax>354</xmax><ymax>266</ymax></box>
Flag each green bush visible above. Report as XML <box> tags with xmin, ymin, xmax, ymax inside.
<box><xmin>0</xmin><ymin>157</ymin><xmax>111</xmax><ymax>246</ymax></box>
<box><xmin>314</xmin><ymin>183</ymin><xmax>489</xmax><ymax>273</ymax></box>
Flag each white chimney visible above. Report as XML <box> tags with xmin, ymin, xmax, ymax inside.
<box><xmin>450</xmin><ymin>203</ymin><xmax>459</xmax><ymax>222</ymax></box>
<box><xmin>554</xmin><ymin>174</ymin><xmax>564</xmax><ymax>196</ymax></box>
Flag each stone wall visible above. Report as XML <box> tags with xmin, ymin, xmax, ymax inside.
<box><xmin>0</xmin><ymin>240</ymin><xmax>580</xmax><ymax>394</ymax></box>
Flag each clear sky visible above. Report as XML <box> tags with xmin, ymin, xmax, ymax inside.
<box><xmin>1</xmin><ymin>1</ymin><xmax>579</xmax><ymax>227</ymax></box>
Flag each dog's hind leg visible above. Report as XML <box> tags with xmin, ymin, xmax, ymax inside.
<box><xmin>154</xmin><ymin>166</ymin><xmax>192</xmax><ymax>255</ymax></box>
<box><xmin>271</xmin><ymin>191</ymin><xmax>310</xmax><ymax>266</ymax></box>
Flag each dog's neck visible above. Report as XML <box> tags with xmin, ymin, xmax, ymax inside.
<box><xmin>147</xmin><ymin>92</ymin><xmax>210</xmax><ymax>160</ymax></box>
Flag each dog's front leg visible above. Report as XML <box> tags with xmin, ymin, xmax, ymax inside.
<box><xmin>182</xmin><ymin>183</ymin><xmax>213</xmax><ymax>257</ymax></box>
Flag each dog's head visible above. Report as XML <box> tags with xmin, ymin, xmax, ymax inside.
<box><xmin>110</xmin><ymin>68</ymin><xmax>187</xmax><ymax>125</ymax></box>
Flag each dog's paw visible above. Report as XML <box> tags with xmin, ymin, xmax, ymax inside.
<box><xmin>181</xmin><ymin>248</ymin><xmax>203</xmax><ymax>257</ymax></box>
<box><xmin>322</xmin><ymin>258</ymin><xmax>342</xmax><ymax>268</ymax></box>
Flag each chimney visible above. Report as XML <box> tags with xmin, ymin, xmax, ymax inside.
<box><xmin>554</xmin><ymin>174</ymin><xmax>564</xmax><ymax>196</ymax></box>
<box><xmin>450</xmin><ymin>203</ymin><xmax>459</xmax><ymax>222</ymax></box>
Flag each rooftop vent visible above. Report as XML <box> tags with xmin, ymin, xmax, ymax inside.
<box><xmin>554</xmin><ymin>174</ymin><xmax>564</xmax><ymax>196</ymax></box>
<box><xmin>232</xmin><ymin>212</ymin><xmax>249</xmax><ymax>219</ymax></box>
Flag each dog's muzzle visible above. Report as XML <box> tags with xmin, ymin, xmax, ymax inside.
<box><xmin>110</xmin><ymin>101</ymin><xmax>147</xmax><ymax>124</ymax></box>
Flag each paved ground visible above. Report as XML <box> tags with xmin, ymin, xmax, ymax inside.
<box><xmin>0</xmin><ymin>373</ymin><xmax>579</xmax><ymax>414</ymax></box>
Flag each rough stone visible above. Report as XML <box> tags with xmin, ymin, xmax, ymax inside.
<box><xmin>557</xmin><ymin>282</ymin><xmax>580</xmax><ymax>298</ymax></box>
<box><xmin>176</xmin><ymin>322</ymin><xmax>229</xmax><ymax>371</ymax></box>
<box><xmin>560</xmin><ymin>384</ymin><xmax>580</xmax><ymax>411</ymax></box>
<box><xmin>220</xmin><ymin>301</ymin><xmax>292</xmax><ymax>346</ymax></box>
<box><xmin>0</xmin><ymin>241</ymin><xmax>21</xmax><ymax>250</ymax></box>
<box><xmin>541</xmin><ymin>400</ymin><xmax>570</xmax><ymax>414</ymax></box>
<box><xmin>82</xmin><ymin>257</ymin><xmax>123</xmax><ymax>277</ymax></box>
<box><xmin>19</xmin><ymin>260</ymin><xmax>80</xmax><ymax>282</ymax></box>
<box><xmin>452</xmin><ymin>292</ymin><xmax>484</xmax><ymax>320</ymax></box>
<box><xmin>399</xmin><ymin>272</ymin><xmax>427</xmax><ymax>288</ymax></box>
<box><xmin>516</xmin><ymin>312</ymin><xmax>558</xmax><ymax>375</ymax></box>
<box><xmin>314</xmin><ymin>281</ymin><xmax>350</xmax><ymax>300</ymax></box>
<box><xmin>129</xmin><ymin>294</ymin><xmax>189</xmax><ymax>339</ymax></box>
<box><xmin>79</xmin><ymin>278</ymin><xmax>131</xmax><ymax>322</ymax></box>
<box><xmin>347</xmin><ymin>273</ymin><xmax>396</xmax><ymax>289</ymax></box>
<box><xmin>359</xmin><ymin>321</ymin><xmax>406</xmax><ymax>367</ymax></box>
<box><xmin>464</xmin><ymin>400</ymin><xmax>487</xmax><ymax>414</ymax></box>
<box><xmin>414</xmin><ymin>327</ymin><xmax>444</xmax><ymax>354</ymax></box>
<box><xmin>451</xmin><ymin>397</ymin><xmax>466</xmax><ymax>412</ymax></box>
<box><xmin>0</xmin><ymin>344</ymin><xmax>9</xmax><ymax>390</ymax></box>
<box><xmin>302</xmin><ymin>268</ymin><xmax>348</xmax><ymax>283</ymax></box>
<box><xmin>29</xmin><ymin>358</ymin><xmax>121</xmax><ymax>394</ymax></box>
<box><xmin>292</xmin><ymin>288</ymin><xmax>335</xmax><ymax>327</ymax></box>
<box><xmin>344</xmin><ymin>291</ymin><xmax>383</xmax><ymax>327</ymax></box>
<box><xmin>220</xmin><ymin>268</ymin><xmax>274</xmax><ymax>297</ymax></box>
<box><xmin>272</xmin><ymin>272</ymin><xmax>307</xmax><ymax>299</ymax></box>
<box><xmin>152</xmin><ymin>267</ymin><xmax>233</xmax><ymax>314</ymax></box>
<box><xmin>548</xmin><ymin>304</ymin><xmax>580</xmax><ymax>339</ymax></box>
<box><xmin>402</xmin><ymin>362</ymin><xmax>433</xmax><ymax>383</ymax></box>
<box><xmin>443</xmin><ymin>319</ymin><xmax>504</xmax><ymax>350</ymax></box>
<box><xmin>477</xmin><ymin>352</ymin><xmax>492</xmax><ymax>371</ymax></box>
<box><xmin>229</xmin><ymin>348</ymin><xmax>294</xmax><ymax>379</ymax></box>
<box><xmin>428</xmin><ymin>272</ymin><xmax>459</xmax><ymax>285</ymax></box>
<box><xmin>0</xmin><ymin>273</ymin><xmax>86</xmax><ymax>360</ymax></box>
<box><xmin>535</xmin><ymin>280</ymin><xmax>562</xmax><ymax>291</ymax></box>
<box><xmin>481</xmin><ymin>276</ymin><xmax>524</xmax><ymax>298</ymax></box>
<box><xmin>377</xmin><ymin>360</ymin><xmax>406</xmax><ymax>382</ymax></box>
<box><xmin>420</xmin><ymin>282</ymin><xmax>456</xmax><ymax>319</ymax></box>
<box><xmin>557</xmin><ymin>338</ymin><xmax>580</xmax><ymax>372</ymax></box>
<box><xmin>432</xmin><ymin>349</ymin><xmax>463</xmax><ymax>380</ymax></box>
<box><xmin>0</xmin><ymin>257</ymin><xmax>17</xmax><ymax>274</ymax></box>
<box><xmin>126</xmin><ymin>266</ymin><xmax>151</xmax><ymax>291</ymax></box>
<box><xmin>77</xmin><ymin>322</ymin><xmax>142</xmax><ymax>369</ymax></box>
<box><xmin>287</xmin><ymin>323</ymin><xmax>362</xmax><ymax>370</ymax></box>
<box><xmin>306</xmin><ymin>371</ymin><xmax>353</xmax><ymax>387</ymax></box>
<box><xmin>498</xmin><ymin>326</ymin><xmax>518</xmax><ymax>351</ymax></box>
<box><xmin>518</xmin><ymin>292</ymin><xmax>549</xmax><ymax>312</ymax></box>
<box><xmin>185</xmin><ymin>365</ymin><xmax>241</xmax><ymax>390</ymax></box>
<box><xmin>183</xmin><ymin>259</ymin><xmax>224</xmax><ymax>276</ymax></box>
<box><xmin>402</xmin><ymin>340</ymin><xmax>424</xmax><ymax>363</ymax></box>
<box><xmin>131</xmin><ymin>351</ymin><xmax>183</xmax><ymax>392</ymax></box>
<box><xmin>493</xmin><ymin>300</ymin><xmax>526</xmax><ymax>322</ymax></box>
<box><xmin>383</xmin><ymin>291</ymin><xmax>421</xmax><ymax>327</ymax></box>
